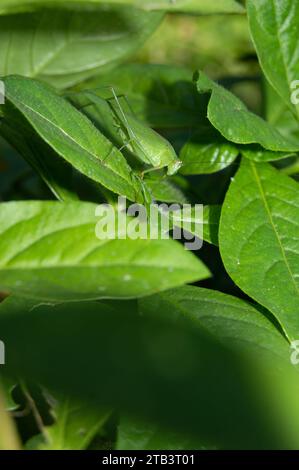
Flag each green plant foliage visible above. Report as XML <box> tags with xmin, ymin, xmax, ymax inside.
<box><xmin>0</xmin><ymin>0</ymin><xmax>245</xmax><ymax>15</ymax></box>
<box><xmin>180</xmin><ymin>127</ymin><xmax>239</xmax><ymax>174</ymax></box>
<box><xmin>220</xmin><ymin>159</ymin><xmax>299</xmax><ymax>341</ymax></box>
<box><xmin>194</xmin><ymin>70</ymin><xmax>299</xmax><ymax>154</ymax></box>
<box><xmin>0</xmin><ymin>0</ymin><xmax>299</xmax><ymax>452</ymax></box>
<box><xmin>76</xmin><ymin>64</ymin><xmax>202</xmax><ymax>129</ymax></box>
<box><xmin>248</xmin><ymin>0</ymin><xmax>299</xmax><ymax>119</ymax></box>
<box><xmin>117</xmin><ymin>415</ymin><xmax>209</xmax><ymax>450</ymax></box>
<box><xmin>1</xmin><ymin>292</ymin><xmax>299</xmax><ymax>449</ymax></box>
<box><xmin>171</xmin><ymin>205</ymin><xmax>221</xmax><ymax>246</ymax></box>
<box><xmin>144</xmin><ymin>175</ymin><xmax>189</xmax><ymax>203</ymax></box>
<box><xmin>27</xmin><ymin>393</ymin><xmax>110</xmax><ymax>450</ymax></box>
<box><xmin>1</xmin><ymin>76</ymin><xmax>144</xmax><ymax>202</ymax></box>
<box><xmin>0</xmin><ymin>6</ymin><xmax>162</xmax><ymax>88</ymax></box>
<box><xmin>0</xmin><ymin>201</ymin><xmax>209</xmax><ymax>300</ymax></box>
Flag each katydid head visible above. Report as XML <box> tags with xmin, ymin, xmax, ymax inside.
<box><xmin>167</xmin><ymin>159</ymin><xmax>183</xmax><ymax>176</ymax></box>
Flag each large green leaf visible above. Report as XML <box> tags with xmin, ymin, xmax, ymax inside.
<box><xmin>0</xmin><ymin>200</ymin><xmax>209</xmax><ymax>301</ymax></box>
<box><xmin>194</xmin><ymin>71</ymin><xmax>299</xmax><ymax>156</ymax></box>
<box><xmin>27</xmin><ymin>392</ymin><xmax>110</xmax><ymax>450</ymax></box>
<box><xmin>139</xmin><ymin>286</ymin><xmax>288</xmax><ymax>357</ymax></box>
<box><xmin>247</xmin><ymin>0</ymin><xmax>299</xmax><ymax>119</ymax></box>
<box><xmin>121</xmin><ymin>270</ymin><xmax>290</xmax><ymax>450</ymax></box>
<box><xmin>1</xmin><ymin>76</ymin><xmax>144</xmax><ymax>203</ymax></box>
<box><xmin>219</xmin><ymin>158</ymin><xmax>299</xmax><ymax>341</ymax></box>
<box><xmin>0</xmin><ymin>0</ymin><xmax>244</xmax><ymax>15</ymax></box>
<box><xmin>0</xmin><ymin>292</ymin><xmax>298</xmax><ymax>449</ymax></box>
<box><xmin>0</xmin><ymin>7</ymin><xmax>162</xmax><ymax>88</ymax></box>
<box><xmin>139</xmin><ymin>286</ymin><xmax>299</xmax><ymax>447</ymax></box>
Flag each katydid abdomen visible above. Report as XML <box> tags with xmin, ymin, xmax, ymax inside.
<box><xmin>123</xmin><ymin>113</ymin><xmax>182</xmax><ymax>175</ymax></box>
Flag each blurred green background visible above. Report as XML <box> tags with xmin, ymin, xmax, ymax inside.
<box><xmin>135</xmin><ymin>13</ymin><xmax>256</xmax><ymax>78</ymax></box>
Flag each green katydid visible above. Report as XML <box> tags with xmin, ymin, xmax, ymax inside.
<box><xmin>82</xmin><ymin>88</ymin><xmax>182</xmax><ymax>177</ymax></box>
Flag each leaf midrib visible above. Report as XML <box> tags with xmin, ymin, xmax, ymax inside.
<box><xmin>250</xmin><ymin>160</ymin><xmax>299</xmax><ymax>298</ymax></box>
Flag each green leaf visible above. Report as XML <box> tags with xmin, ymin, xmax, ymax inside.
<box><xmin>77</xmin><ymin>64</ymin><xmax>202</xmax><ymax>129</ymax></box>
<box><xmin>28</xmin><ymin>392</ymin><xmax>110</xmax><ymax>450</ymax></box>
<box><xmin>171</xmin><ymin>205</ymin><xmax>221</xmax><ymax>246</ymax></box>
<box><xmin>194</xmin><ymin>71</ymin><xmax>299</xmax><ymax>156</ymax></box>
<box><xmin>219</xmin><ymin>158</ymin><xmax>299</xmax><ymax>341</ymax></box>
<box><xmin>139</xmin><ymin>286</ymin><xmax>299</xmax><ymax>447</ymax></box>
<box><xmin>139</xmin><ymin>286</ymin><xmax>291</xmax><ymax>363</ymax></box>
<box><xmin>1</xmin><ymin>76</ymin><xmax>144</xmax><ymax>203</ymax></box>
<box><xmin>202</xmin><ymin>205</ymin><xmax>220</xmax><ymax>245</ymax></box>
<box><xmin>0</xmin><ymin>200</ymin><xmax>209</xmax><ymax>301</ymax></box>
<box><xmin>0</xmin><ymin>0</ymin><xmax>245</xmax><ymax>15</ymax></box>
<box><xmin>247</xmin><ymin>0</ymin><xmax>299</xmax><ymax>119</ymax></box>
<box><xmin>0</xmin><ymin>7</ymin><xmax>162</xmax><ymax>88</ymax></box>
<box><xmin>265</xmin><ymin>81</ymin><xmax>299</xmax><ymax>142</ymax></box>
<box><xmin>117</xmin><ymin>415</ymin><xmax>208</xmax><ymax>450</ymax></box>
<box><xmin>180</xmin><ymin>127</ymin><xmax>239</xmax><ymax>174</ymax></box>
<box><xmin>241</xmin><ymin>82</ymin><xmax>299</xmax><ymax>164</ymax></box>
<box><xmin>0</xmin><ymin>293</ymin><xmax>297</xmax><ymax>449</ymax></box>
<box><xmin>144</xmin><ymin>176</ymin><xmax>189</xmax><ymax>204</ymax></box>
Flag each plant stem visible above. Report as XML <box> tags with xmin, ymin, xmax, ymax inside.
<box><xmin>20</xmin><ymin>381</ymin><xmax>50</xmax><ymax>444</ymax></box>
